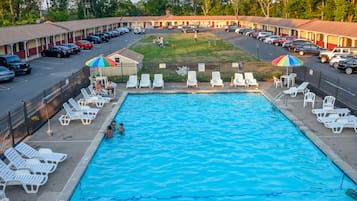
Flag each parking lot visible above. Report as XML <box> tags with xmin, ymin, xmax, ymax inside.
<box><xmin>1</xmin><ymin>28</ymin><xmax>356</xmax><ymax>117</ymax></box>
<box><xmin>0</xmin><ymin>31</ymin><xmax>144</xmax><ymax>115</ymax></box>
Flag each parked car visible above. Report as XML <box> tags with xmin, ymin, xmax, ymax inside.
<box><xmin>237</xmin><ymin>28</ymin><xmax>253</xmax><ymax>35</ymax></box>
<box><xmin>272</xmin><ymin>36</ymin><xmax>296</xmax><ymax>46</ymax></box>
<box><xmin>294</xmin><ymin>43</ymin><xmax>324</xmax><ymax>55</ymax></box>
<box><xmin>319</xmin><ymin>47</ymin><xmax>357</xmax><ymax>63</ymax></box>
<box><xmin>181</xmin><ymin>26</ymin><xmax>198</xmax><ymax>33</ymax></box>
<box><xmin>225</xmin><ymin>25</ymin><xmax>238</xmax><ymax>32</ymax></box>
<box><xmin>61</xmin><ymin>43</ymin><xmax>81</xmax><ymax>54</ymax></box>
<box><xmin>329</xmin><ymin>54</ymin><xmax>357</xmax><ymax>68</ymax></box>
<box><xmin>133</xmin><ymin>26</ymin><xmax>146</xmax><ymax>34</ymax></box>
<box><xmin>256</xmin><ymin>31</ymin><xmax>272</xmax><ymax>41</ymax></box>
<box><xmin>94</xmin><ymin>33</ymin><xmax>110</xmax><ymax>42</ymax></box>
<box><xmin>0</xmin><ymin>66</ymin><xmax>15</xmax><ymax>82</ymax></box>
<box><xmin>86</xmin><ymin>35</ymin><xmax>102</xmax><ymax>44</ymax></box>
<box><xmin>337</xmin><ymin>58</ymin><xmax>357</xmax><ymax>74</ymax></box>
<box><xmin>263</xmin><ymin>35</ymin><xmax>281</xmax><ymax>44</ymax></box>
<box><xmin>288</xmin><ymin>39</ymin><xmax>312</xmax><ymax>52</ymax></box>
<box><xmin>0</xmin><ymin>54</ymin><xmax>32</xmax><ymax>75</ymax></box>
<box><xmin>41</xmin><ymin>46</ymin><xmax>71</xmax><ymax>58</ymax></box>
<box><xmin>75</xmin><ymin>40</ymin><xmax>93</xmax><ymax>50</ymax></box>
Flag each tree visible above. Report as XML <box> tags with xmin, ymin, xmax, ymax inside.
<box><xmin>144</xmin><ymin>0</ymin><xmax>168</xmax><ymax>16</ymax></box>
<box><xmin>334</xmin><ymin>0</ymin><xmax>348</xmax><ymax>21</ymax></box>
<box><xmin>347</xmin><ymin>0</ymin><xmax>356</xmax><ymax>22</ymax></box>
<box><xmin>231</xmin><ymin>0</ymin><xmax>240</xmax><ymax>17</ymax></box>
<box><xmin>257</xmin><ymin>0</ymin><xmax>273</xmax><ymax>17</ymax></box>
<box><xmin>201</xmin><ymin>0</ymin><xmax>210</xmax><ymax>16</ymax></box>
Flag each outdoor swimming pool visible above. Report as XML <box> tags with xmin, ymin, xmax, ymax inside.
<box><xmin>70</xmin><ymin>93</ymin><xmax>356</xmax><ymax>201</ymax></box>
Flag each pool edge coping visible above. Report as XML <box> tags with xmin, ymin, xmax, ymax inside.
<box><xmin>57</xmin><ymin>89</ymin><xmax>357</xmax><ymax>201</ymax></box>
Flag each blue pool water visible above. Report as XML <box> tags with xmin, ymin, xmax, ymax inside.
<box><xmin>70</xmin><ymin>93</ymin><xmax>356</xmax><ymax>201</ymax></box>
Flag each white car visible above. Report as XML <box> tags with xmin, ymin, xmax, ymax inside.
<box><xmin>329</xmin><ymin>54</ymin><xmax>356</xmax><ymax>68</ymax></box>
<box><xmin>263</xmin><ymin>35</ymin><xmax>281</xmax><ymax>44</ymax></box>
<box><xmin>256</xmin><ymin>31</ymin><xmax>272</xmax><ymax>40</ymax></box>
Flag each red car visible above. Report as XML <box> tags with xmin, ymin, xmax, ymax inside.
<box><xmin>75</xmin><ymin>40</ymin><xmax>93</xmax><ymax>50</ymax></box>
<box><xmin>272</xmin><ymin>36</ymin><xmax>296</xmax><ymax>46</ymax></box>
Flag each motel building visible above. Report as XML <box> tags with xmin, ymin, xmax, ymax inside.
<box><xmin>0</xmin><ymin>14</ymin><xmax>356</xmax><ymax>60</ymax></box>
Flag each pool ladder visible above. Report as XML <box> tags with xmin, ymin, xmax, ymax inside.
<box><xmin>272</xmin><ymin>92</ymin><xmax>286</xmax><ymax>104</ymax></box>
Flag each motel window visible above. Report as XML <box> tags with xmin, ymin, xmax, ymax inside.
<box><xmin>12</xmin><ymin>45</ymin><xmax>17</xmax><ymax>52</ymax></box>
<box><xmin>18</xmin><ymin>42</ymin><xmax>24</xmax><ymax>51</ymax></box>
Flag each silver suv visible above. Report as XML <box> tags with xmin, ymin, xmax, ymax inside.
<box><xmin>329</xmin><ymin>54</ymin><xmax>356</xmax><ymax>68</ymax></box>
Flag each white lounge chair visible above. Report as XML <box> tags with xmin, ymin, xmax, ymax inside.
<box><xmin>68</xmin><ymin>98</ymin><xmax>99</xmax><ymax>118</ymax></box>
<box><xmin>4</xmin><ymin>148</ymin><xmax>56</xmax><ymax>175</ymax></box>
<box><xmin>232</xmin><ymin>73</ymin><xmax>246</xmax><ymax>87</ymax></box>
<box><xmin>139</xmin><ymin>74</ymin><xmax>151</xmax><ymax>88</ymax></box>
<box><xmin>324</xmin><ymin>116</ymin><xmax>357</xmax><ymax>134</ymax></box>
<box><xmin>126</xmin><ymin>75</ymin><xmax>138</xmax><ymax>88</ymax></box>
<box><xmin>88</xmin><ymin>84</ymin><xmax>113</xmax><ymax>100</ymax></box>
<box><xmin>153</xmin><ymin>74</ymin><xmax>164</xmax><ymax>88</ymax></box>
<box><xmin>187</xmin><ymin>71</ymin><xmax>198</xmax><ymax>88</ymax></box>
<box><xmin>283</xmin><ymin>82</ymin><xmax>309</xmax><ymax>97</ymax></box>
<box><xmin>312</xmin><ymin>107</ymin><xmax>351</xmax><ymax>118</ymax></box>
<box><xmin>14</xmin><ymin>142</ymin><xmax>67</xmax><ymax>167</ymax></box>
<box><xmin>58</xmin><ymin>103</ymin><xmax>96</xmax><ymax>126</ymax></box>
<box><xmin>210</xmin><ymin>71</ymin><xmax>224</xmax><ymax>88</ymax></box>
<box><xmin>80</xmin><ymin>88</ymin><xmax>108</xmax><ymax>107</ymax></box>
<box><xmin>0</xmin><ymin>159</ymin><xmax>47</xmax><ymax>194</ymax></box>
<box><xmin>0</xmin><ymin>182</ymin><xmax>8</xmax><ymax>201</ymax></box>
<box><xmin>244</xmin><ymin>72</ymin><xmax>259</xmax><ymax>87</ymax></box>
<box><xmin>317</xmin><ymin>114</ymin><xmax>355</xmax><ymax>123</ymax></box>
<box><xmin>322</xmin><ymin>96</ymin><xmax>336</xmax><ymax>110</ymax></box>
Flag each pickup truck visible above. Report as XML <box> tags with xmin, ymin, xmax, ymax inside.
<box><xmin>319</xmin><ymin>47</ymin><xmax>357</xmax><ymax>63</ymax></box>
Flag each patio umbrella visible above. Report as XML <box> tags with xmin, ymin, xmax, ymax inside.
<box><xmin>85</xmin><ymin>55</ymin><xmax>117</xmax><ymax>76</ymax></box>
<box><xmin>271</xmin><ymin>54</ymin><xmax>304</xmax><ymax>75</ymax></box>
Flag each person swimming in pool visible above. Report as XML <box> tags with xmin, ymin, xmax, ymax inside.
<box><xmin>118</xmin><ymin>123</ymin><xmax>125</xmax><ymax>135</ymax></box>
<box><xmin>106</xmin><ymin>125</ymin><xmax>113</xmax><ymax>138</ymax></box>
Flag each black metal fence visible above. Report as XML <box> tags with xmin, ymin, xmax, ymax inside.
<box><xmin>294</xmin><ymin>66</ymin><xmax>357</xmax><ymax>114</ymax></box>
<box><xmin>0</xmin><ymin>67</ymin><xmax>90</xmax><ymax>154</ymax></box>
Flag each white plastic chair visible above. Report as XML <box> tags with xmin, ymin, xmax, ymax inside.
<box><xmin>153</xmin><ymin>74</ymin><xmax>164</xmax><ymax>88</ymax></box>
<box><xmin>232</xmin><ymin>73</ymin><xmax>246</xmax><ymax>87</ymax></box>
<box><xmin>14</xmin><ymin>142</ymin><xmax>67</xmax><ymax>167</ymax></box>
<box><xmin>324</xmin><ymin>115</ymin><xmax>357</xmax><ymax>134</ymax></box>
<box><xmin>283</xmin><ymin>82</ymin><xmax>309</xmax><ymax>97</ymax></box>
<box><xmin>273</xmin><ymin>76</ymin><xmax>282</xmax><ymax>88</ymax></box>
<box><xmin>68</xmin><ymin>98</ymin><xmax>99</xmax><ymax>118</ymax></box>
<box><xmin>126</xmin><ymin>75</ymin><xmax>138</xmax><ymax>88</ymax></box>
<box><xmin>210</xmin><ymin>71</ymin><xmax>224</xmax><ymax>88</ymax></box>
<box><xmin>323</xmin><ymin>96</ymin><xmax>336</xmax><ymax>110</ymax></box>
<box><xmin>187</xmin><ymin>71</ymin><xmax>198</xmax><ymax>88</ymax></box>
<box><xmin>289</xmin><ymin>73</ymin><xmax>297</xmax><ymax>86</ymax></box>
<box><xmin>303</xmin><ymin>92</ymin><xmax>315</xmax><ymax>108</ymax></box>
<box><xmin>139</xmin><ymin>74</ymin><xmax>151</xmax><ymax>88</ymax></box>
<box><xmin>244</xmin><ymin>72</ymin><xmax>259</xmax><ymax>87</ymax></box>
<box><xmin>80</xmin><ymin>88</ymin><xmax>108</xmax><ymax>107</ymax></box>
<box><xmin>4</xmin><ymin>148</ymin><xmax>56</xmax><ymax>175</ymax></box>
<box><xmin>58</xmin><ymin>102</ymin><xmax>96</xmax><ymax>126</ymax></box>
<box><xmin>0</xmin><ymin>159</ymin><xmax>47</xmax><ymax>194</ymax></box>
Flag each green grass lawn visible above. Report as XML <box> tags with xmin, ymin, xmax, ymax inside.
<box><xmin>130</xmin><ymin>32</ymin><xmax>259</xmax><ymax>65</ymax></box>
<box><xmin>111</xmin><ymin>32</ymin><xmax>281</xmax><ymax>82</ymax></box>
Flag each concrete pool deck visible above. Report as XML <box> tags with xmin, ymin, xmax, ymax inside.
<box><xmin>5</xmin><ymin>82</ymin><xmax>357</xmax><ymax>201</ymax></box>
